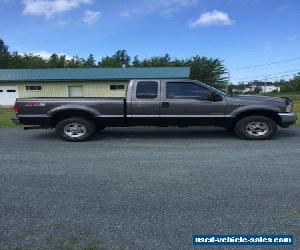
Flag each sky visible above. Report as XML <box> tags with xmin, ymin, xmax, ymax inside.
<box><xmin>0</xmin><ymin>0</ymin><xmax>300</xmax><ymax>83</ymax></box>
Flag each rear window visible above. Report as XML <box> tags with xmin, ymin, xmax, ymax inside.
<box><xmin>136</xmin><ymin>81</ymin><xmax>158</xmax><ymax>99</ymax></box>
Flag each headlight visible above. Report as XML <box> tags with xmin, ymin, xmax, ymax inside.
<box><xmin>285</xmin><ymin>104</ymin><xmax>293</xmax><ymax>113</ymax></box>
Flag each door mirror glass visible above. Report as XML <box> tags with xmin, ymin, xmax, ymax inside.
<box><xmin>208</xmin><ymin>91</ymin><xmax>223</xmax><ymax>102</ymax></box>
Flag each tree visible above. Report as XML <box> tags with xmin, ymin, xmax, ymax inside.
<box><xmin>84</xmin><ymin>54</ymin><xmax>96</xmax><ymax>67</ymax></box>
<box><xmin>136</xmin><ymin>54</ymin><xmax>172</xmax><ymax>67</ymax></box>
<box><xmin>132</xmin><ymin>55</ymin><xmax>140</xmax><ymax>67</ymax></box>
<box><xmin>0</xmin><ymin>39</ymin><xmax>10</xmax><ymax>68</ymax></box>
<box><xmin>48</xmin><ymin>54</ymin><xmax>60</xmax><ymax>68</ymax></box>
<box><xmin>276</xmin><ymin>73</ymin><xmax>300</xmax><ymax>92</ymax></box>
<box><xmin>18</xmin><ymin>53</ymin><xmax>48</xmax><ymax>68</ymax></box>
<box><xmin>57</xmin><ymin>55</ymin><xmax>67</xmax><ymax>68</ymax></box>
<box><xmin>0</xmin><ymin>38</ymin><xmax>229</xmax><ymax>88</ymax></box>
<box><xmin>99</xmin><ymin>50</ymin><xmax>131</xmax><ymax>67</ymax></box>
<box><xmin>99</xmin><ymin>56</ymin><xmax>120</xmax><ymax>67</ymax></box>
<box><xmin>66</xmin><ymin>56</ymin><xmax>84</xmax><ymax>68</ymax></box>
<box><xmin>253</xmin><ymin>87</ymin><xmax>261</xmax><ymax>94</ymax></box>
<box><xmin>112</xmin><ymin>50</ymin><xmax>130</xmax><ymax>67</ymax></box>
<box><xmin>185</xmin><ymin>56</ymin><xmax>228</xmax><ymax>87</ymax></box>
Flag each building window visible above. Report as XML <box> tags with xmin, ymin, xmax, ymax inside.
<box><xmin>0</xmin><ymin>90</ymin><xmax>3</xmax><ymax>92</ymax></box>
<box><xmin>7</xmin><ymin>90</ymin><xmax>17</xmax><ymax>92</ymax></box>
<box><xmin>26</xmin><ymin>86</ymin><xmax>42</xmax><ymax>92</ymax></box>
<box><xmin>110</xmin><ymin>85</ymin><xmax>125</xmax><ymax>90</ymax></box>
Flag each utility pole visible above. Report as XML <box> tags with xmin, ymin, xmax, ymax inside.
<box><xmin>264</xmin><ymin>75</ymin><xmax>267</xmax><ymax>93</ymax></box>
<box><xmin>226</xmin><ymin>71</ymin><xmax>231</xmax><ymax>93</ymax></box>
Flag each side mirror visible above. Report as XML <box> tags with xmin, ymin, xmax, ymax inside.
<box><xmin>208</xmin><ymin>92</ymin><xmax>222</xmax><ymax>102</ymax></box>
<box><xmin>208</xmin><ymin>91</ymin><xmax>216</xmax><ymax>102</ymax></box>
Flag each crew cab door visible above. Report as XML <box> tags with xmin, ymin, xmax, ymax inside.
<box><xmin>160</xmin><ymin>80</ymin><xmax>227</xmax><ymax>125</ymax></box>
<box><xmin>129</xmin><ymin>80</ymin><xmax>161</xmax><ymax>124</ymax></box>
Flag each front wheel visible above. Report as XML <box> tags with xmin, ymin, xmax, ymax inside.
<box><xmin>56</xmin><ymin>117</ymin><xmax>96</xmax><ymax>142</ymax></box>
<box><xmin>234</xmin><ymin>116</ymin><xmax>277</xmax><ymax>140</ymax></box>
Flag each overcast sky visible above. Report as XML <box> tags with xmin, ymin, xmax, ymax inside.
<box><xmin>0</xmin><ymin>0</ymin><xmax>299</xmax><ymax>83</ymax></box>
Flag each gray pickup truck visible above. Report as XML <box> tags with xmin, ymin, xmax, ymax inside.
<box><xmin>13</xmin><ymin>79</ymin><xmax>297</xmax><ymax>141</ymax></box>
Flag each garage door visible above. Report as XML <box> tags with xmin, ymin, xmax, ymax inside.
<box><xmin>0</xmin><ymin>86</ymin><xmax>19</xmax><ymax>106</ymax></box>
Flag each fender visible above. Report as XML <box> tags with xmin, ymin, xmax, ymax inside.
<box><xmin>48</xmin><ymin>104</ymin><xmax>101</xmax><ymax>117</ymax></box>
<box><xmin>230</xmin><ymin>105</ymin><xmax>281</xmax><ymax>117</ymax></box>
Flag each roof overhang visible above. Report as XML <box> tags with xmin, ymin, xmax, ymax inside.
<box><xmin>0</xmin><ymin>67</ymin><xmax>190</xmax><ymax>82</ymax></box>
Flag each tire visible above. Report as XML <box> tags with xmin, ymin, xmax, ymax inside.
<box><xmin>234</xmin><ymin>115</ymin><xmax>277</xmax><ymax>140</ymax></box>
<box><xmin>56</xmin><ymin>117</ymin><xmax>96</xmax><ymax>142</ymax></box>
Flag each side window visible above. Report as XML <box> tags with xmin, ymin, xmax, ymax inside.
<box><xmin>166</xmin><ymin>82</ymin><xmax>209</xmax><ymax>100</ymax></box>
<box><xmin>136</xmin><ymin>81</ymin><xmax>158</xmax><ymax>99</ymax></box>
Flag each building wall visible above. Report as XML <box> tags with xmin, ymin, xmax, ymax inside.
<box><xmin>16</xmin><ymin>82</ymin><xmax>128</xmax><ymax>98</ymax></box>
<box><xmin>261</xmin><ymin>86</ymin><xmax>280</xmax><ymax>93</ymax></box>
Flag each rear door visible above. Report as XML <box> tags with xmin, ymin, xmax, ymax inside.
<box><xmin>129</xmin><ymin>80</ymin><xmax>161</xmax><ymax>124</ymax></box>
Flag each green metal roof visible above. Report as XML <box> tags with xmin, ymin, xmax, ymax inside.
<box><xmin>0</xmin><ymin>67</ymin><xmax>190</xmax><ymax>82</ymax></box>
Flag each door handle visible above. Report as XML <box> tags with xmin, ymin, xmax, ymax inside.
<box><xmin>162</xmin><ymin>102</ymin><xmax>169</xmax><ymax>108</ymax></box>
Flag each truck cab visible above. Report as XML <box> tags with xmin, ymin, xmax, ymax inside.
<box><xmin>126</xmin><ymin>79</ymin><xmax>228</xmax><ymax>127</ymax></box>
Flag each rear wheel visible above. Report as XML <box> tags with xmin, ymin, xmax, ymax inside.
<box><xmin>234</xmin><ymin>115</ymin><xmax>277</xmax><ymax>140</ymax></box>
<box><xmin>56</xmin><ymin>117</ymin><xmax>96</xmax><ymax>142</ymax></box>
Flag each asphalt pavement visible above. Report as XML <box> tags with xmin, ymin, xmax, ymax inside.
<box><xmin>0</xmin><ymin>127</ymin><xmax>299</xmax><ymax>250</ymax></box>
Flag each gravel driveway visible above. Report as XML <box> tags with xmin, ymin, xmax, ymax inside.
<box><xmin>0</xmin><ymin>127</ymin><xmax>299</xmax><ymax>250</ymax></box>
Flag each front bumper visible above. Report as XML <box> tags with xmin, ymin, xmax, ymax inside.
<box><xmin>278</xmin><ymin>112</ymin><xmax>297</xmax><ymax>127</ymax></box>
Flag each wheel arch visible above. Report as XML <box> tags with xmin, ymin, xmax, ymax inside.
<box><xmin>50</xmin><ymin>108</ymin><xmax>99</xmax><ymax>126</ymax></box>
<box><xmin>233</xmin><ymin>109</ymin><xmax>281</xmax><ymax>125</ymax></box>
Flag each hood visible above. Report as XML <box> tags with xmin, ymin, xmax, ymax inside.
<box><xmin>226</xmin><ymin>95</ymin><xmax>287</xmax><ymax>107</ymax></box>
<box><xmin>229</xmin><ymin>95</ymin><xmax>286</xmax><ymax>102</ymax></box>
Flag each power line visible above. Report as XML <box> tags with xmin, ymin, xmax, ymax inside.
<box><xmin>236</xmin><ymin>73</ymin><xmax>296</xmax><ymax>83</ymax></box>
<box><xmin>232</xmin><ymin>68</ymin><xmax>300</xmax><ymax>82</ymax></box>
<box><xmin>230</xmin><ymin>57</ymin><xmax>300</xmax><ymax>71</ymax></box>
<box><xmin>263</xmin><ymin>73</ymin><xmax>296</xmax><ymax>80</ymax></box>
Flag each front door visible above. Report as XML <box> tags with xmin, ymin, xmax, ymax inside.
<box><xmin>161</xmin><ymin>81</ymin><xmax>227</xmax><ymax>125</ymax></box>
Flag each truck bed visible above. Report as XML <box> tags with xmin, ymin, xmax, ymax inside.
<box><xmin>16</xmin><ymin>97</ymin><xmax>126</xmax><ymax>121</ymax></box>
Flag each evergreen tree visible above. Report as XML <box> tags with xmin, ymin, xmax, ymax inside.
<box><xmin>85</xmin><ymin>54</ymin><xmax>96</xmax><ymax>67</ymax></box>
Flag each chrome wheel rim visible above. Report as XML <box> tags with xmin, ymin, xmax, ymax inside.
<box><xmin>245</xmin><ymin>121</ymin><xmax>270</xmax><ymax>137</ymax></box>
<box><xmin>63</xmin><ymin>123</ymin><xmax>87</xmax><ymax>138</ymax></box>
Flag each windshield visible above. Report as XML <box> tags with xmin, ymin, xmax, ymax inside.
<box><xmin>208</xmin><ymin>85</ymin><xmax>227</xmax><ymax>96</ymax></box>
<box><xmin>196</xmin><ymin>81</ymin><xmax>227</xmax><ymax>96</ymax></box>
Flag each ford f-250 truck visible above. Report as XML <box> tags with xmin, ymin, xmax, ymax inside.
<box><xmin>12</xmin><ymin>79</ymin><xmax>297</xmax><ymax>141</ymax></box>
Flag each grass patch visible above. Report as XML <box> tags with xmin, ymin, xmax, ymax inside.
<box><xmin>0</xmin><ymin>108</ymin><xmax>18</xmax><ymax>128</ymax></box>
<box><xmin>294</xmin><ymin>101</ymin><xmax>300</xmax><ymax>126</ymax></box>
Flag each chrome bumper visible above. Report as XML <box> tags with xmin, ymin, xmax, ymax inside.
<box><xmin>278</xmin><ymin>112</ymin><xmax>297</xmax><ymax>126</ymax></box>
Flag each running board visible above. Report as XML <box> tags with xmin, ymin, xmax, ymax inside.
<box><xmin>24</xmin><ymin>126</ymin><xmax>44</xmax><ymax>130</ymax></box>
